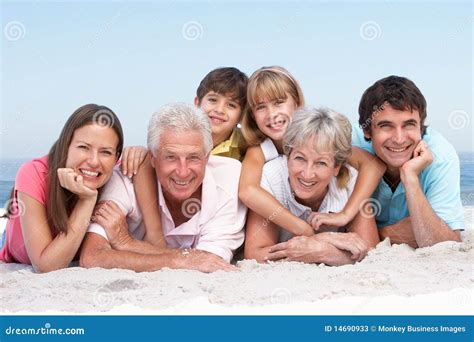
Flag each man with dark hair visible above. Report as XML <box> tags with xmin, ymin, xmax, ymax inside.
<box><xmin>353</xmin><ymin>75</ymin><xmax>464</xmax><ymax>248</ymax></box>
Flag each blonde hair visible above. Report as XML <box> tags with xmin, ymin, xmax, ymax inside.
<box><xmin>241</xmin><ymin>66</ymin><xmax>305</xmax><ymax>146</ymax></box>
<box><xmin>283</xmin><ymin>107</ymin><xmax>353</xmax><ymax>188</ymax></box>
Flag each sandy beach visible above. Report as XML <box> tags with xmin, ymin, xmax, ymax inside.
<box><xmin>1</xmin><ymin>208</ymin><xmax>472</xmax><ymax>315</ymax></box>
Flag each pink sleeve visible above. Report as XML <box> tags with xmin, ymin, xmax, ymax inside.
<box><xmin>15</xmin><ymin>159</ymin><xmax>48</xmax><ymax>205</ymax></box>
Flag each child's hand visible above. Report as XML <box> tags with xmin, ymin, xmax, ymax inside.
<box><xmin>307</xmin><ymin>211</ymin><xmax>351</xmax><ymax>231</ymax></box>
<box><xmin>121</xmin><ymin>146</ymin><xmax>148</xmax><ymax>178</ymax></box>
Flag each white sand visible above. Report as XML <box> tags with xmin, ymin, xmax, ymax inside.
<box><xmin>1</xmin><ymin>208</ymin><xmax>473</xmax><ymax>315</ymax></box>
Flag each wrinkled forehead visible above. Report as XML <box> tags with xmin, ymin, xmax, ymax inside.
<box><xmin>289</xmin><ymin>135</ymin><xmax>336</xmax><ymax>159</ymax></box>
<box><xmin>157</xmin><ymin>128</ymin><xmax>206</xmax><ymax>155</ymax></box>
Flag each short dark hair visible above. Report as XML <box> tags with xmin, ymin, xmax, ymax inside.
<box><xmin>358</xmin><ymin>75</ymin><xmax>428</xmax><ymax>140</ymax></box>
<box><xmin>196</xmin><ymin>67</ymin><xmax>248</xmax><ymax>110</ymax></box>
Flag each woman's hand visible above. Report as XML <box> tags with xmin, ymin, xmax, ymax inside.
<box><xmin>121</xmin><ymin>146</ymin><xmax>148</xmax><ymax>178</ymax></box>
<box><xmin>57</xmin><ymin>168</ymin><xmax>97</xmax><ymax>200</ymax></box>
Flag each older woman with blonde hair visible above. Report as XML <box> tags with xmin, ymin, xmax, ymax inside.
<box><xmin>245</xmin><ymin>107</ymin><xmax>380</xmax><ymax>265</ymax></box>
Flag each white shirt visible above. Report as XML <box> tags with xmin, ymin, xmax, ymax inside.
<box><xmin>88</xmin><ymin>156</ymin><xmax>247</xmax><ymax>262</ymax></box>
<box><xmin>260</xmin><ymin>138</ymin><xmax>280</xmax><ymax>162</ymax></box>
<box><xmin>260</xmin><ymin>156</ymin><xmax>358</xmax><ymax>242</ymax></box>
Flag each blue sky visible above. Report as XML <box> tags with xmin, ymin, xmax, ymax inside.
<box><xmin>1</xmin><ymin>0</ymin><xmax>472</xmax><ymax>159</ymax></box>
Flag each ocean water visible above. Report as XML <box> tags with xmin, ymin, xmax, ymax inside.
<box><xmin>1</xmin><ymin>152</ymin><xmax>473</xmax><ymax>206</ymax></box>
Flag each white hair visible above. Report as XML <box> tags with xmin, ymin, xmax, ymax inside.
<box><xmin>147</xmin><ymin>102</ymin><xmax>213</xmax><ymax>156</ymax></box>
<box><xmin>283</xmin><ymin>107</ymin><xmax>353</xmax><ymax>188</ymax></box>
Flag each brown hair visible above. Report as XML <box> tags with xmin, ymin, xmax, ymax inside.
<box><xmin>358</xmin><ymin>75</ymin><xmax>428</xmax><ymax>140</ymax></box>
<box><xmin>46</xmin><ymin>104</ymin><xmax>123</xmax><ymax>235</ymax></box>
<box><xmin>241</xmin><ymin>66</ymin><xmax>305</xmax><ymax>146</ymax></box>
<box><xmin>196</xmin><ymin>67</ymin><xmax>248</xmax><ymax>110</ymax></box>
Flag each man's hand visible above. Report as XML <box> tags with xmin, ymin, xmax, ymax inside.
<box><xmin>400</xmin><ymin>140</ymin><xmax>433</xmax><ymax>181</ymax></box>
<box><xmin>307</xmin><ymin>211</ymin><xmax>351</xmax><ymax>231</ymax></box>
<box><xmin>265</xmin><ymin>236</ymin><xmax>329</xmax><ymax>263</ymax></box>
<box><xmin>314</xmin><ymin>232</ymin><xmax>368</xmax><ymax>262</ymax></box>
<box><xmin>57</xmin><ymin>168</ymin><xmax>98</xmax><ymax>200</ymax></box>
<box><xmin>183</xmin><ymin>249</ymin><xmax>238</xmax><ymax>273</ymax></box>
<box><xmin>92</xmin><ymin>200</ymin><xmax>132</xmax><ymax>250</ymax></box>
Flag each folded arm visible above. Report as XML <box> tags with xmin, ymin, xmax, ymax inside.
<box><xmin>239</xmin><ymin>146</ymin><xmax>313</xmax><ymax>236</ymax></box>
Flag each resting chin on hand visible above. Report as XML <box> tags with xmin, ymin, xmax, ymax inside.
<box><xmin>265</xmin><ymin>232</ymin><xmax>369</xmax><ymax>266</ymax></box>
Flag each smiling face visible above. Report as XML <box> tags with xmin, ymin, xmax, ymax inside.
<box><xmin>364</xmin><ymin>103</ymin><xmax>422</xmax><ymax>175</ymax></box>
<box><xmin>65</xmin><ymin>123</ymin><xmax>119</xmax><ymax>190</ymax></box>
<box><xmin>196</xmin><ymin>91</ymin><xmax>242</xmax><ymax>146</ymax></box>
<box><xmin>152</xmin><ymin>129</ymin><xmax>208</xmax><ymax>204</ymax></box>
<box><xmin>252</xmin><ymin>94</ymin><xmax>298</xmax><ymax>142</ymax></box>
<box><xmin>287</xmin><ymin>137</ymin><xmax>341</xmax><ymax>209</ymax></box>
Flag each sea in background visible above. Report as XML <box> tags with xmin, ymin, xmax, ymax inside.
<box><xmin>0</xmin><ymin>152</ymin><xmax>473</xmax><ymax>206</ymax></box>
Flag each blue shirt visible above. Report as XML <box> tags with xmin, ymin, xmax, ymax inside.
<box><xmin>352</xmin><ymin>126</ymin><xmax>465</xmax><ymax>230</ymax></box>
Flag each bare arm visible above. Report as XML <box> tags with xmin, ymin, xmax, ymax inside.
<box><xmin>346</xmin><ymin>211</ymin><xmax>380</xmax><ymax>249</ymax></box>
<box><xmin>244</xmin><ymin>209</ymin><xmax>280</xmax><ymax>263</ymax></box>
<box><xmin>239</xmin><ymin>146</ymin><xmax>313</xmax><ymax>236</ymax></box>
<box><xmin>80</xmin><ymin>232</ymin><xmax>180</xmax><ymax>271</ymax></box>
<box><xmin>344</xmin><ymin>147</ymin><xmax>386</xmax><ymax>222</ymax></box>
<box><xmin>266</xmin><ymin>235</ymin><xmax>357</xmax><ymax>266</ymax></box>
<box><xmin>307</xmin><ymin>147</ymin><xmax>386</xmax><ymax>230</ymax></box>
<box><xmin>132</xmin><ymin>153</ymin><xmax>166</xmax><ymax>247</ymax></box>
<box><xmin>80</xmin><ymin>233</ymin><xmax>236</xmax><ymax>272</ymax></box>
<box><xmin>19</xmin><ymin>191</ymin><xmax>97</xmax><ymax>273</ymax></box>
<box><xmin>378</xmin><ymin>217</ymin><xmax>418</xmax><ymax>248</ymax></box>
<box><xmin>400</xmin><ymin>141</ymin><xmax>461</xmax><ymax>247</ymax></box>
<box><xmin>403</xmin><ymin>175</ymin><xmax>461</xmax><ymax>247</ymax></box>
<box><xmin>88</xmin><ymin>202</ymin><xmax>236</xmax><ymax>272</ymax></box>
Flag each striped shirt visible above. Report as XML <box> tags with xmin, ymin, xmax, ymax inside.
<box><xmin>260</xmin><ymin>156</ymin><xmax>358</xmax><ymax>242</ymax></box>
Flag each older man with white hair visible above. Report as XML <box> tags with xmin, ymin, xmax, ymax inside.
<box><xmin>80</xmin><ymin>103</ymin><xmax>246</xmax><ymax>272</ymax></box>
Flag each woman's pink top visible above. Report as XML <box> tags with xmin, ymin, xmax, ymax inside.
<box><xmin>0</xmin><ymin>155</ymin><xmax>49</xmax><ymax>264</ymax></box>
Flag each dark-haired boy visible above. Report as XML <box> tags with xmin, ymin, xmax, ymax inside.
<box><xmin>195</xmin><ymin>67</ymin><xmax>248</xmax><ymax>160</ymax></box>
<box><xmin>352</xmin><ymin>75</ymin><xmax>464</xmax><ymax>248</ymax></box>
